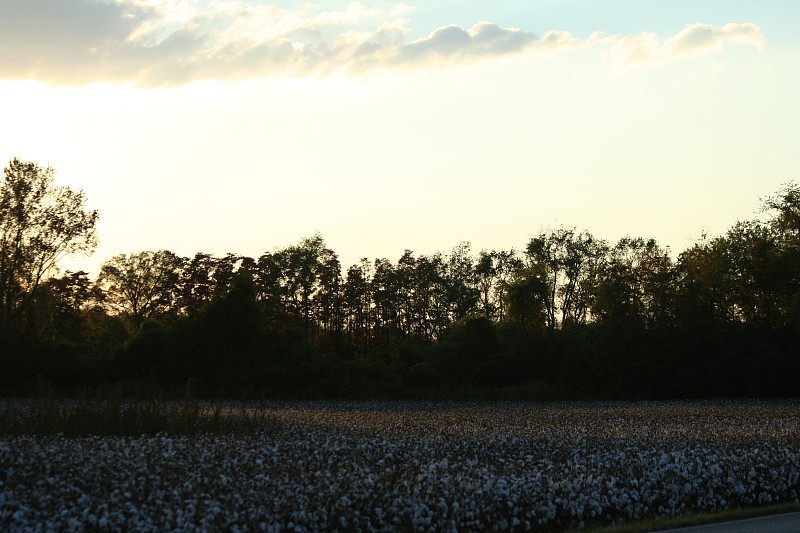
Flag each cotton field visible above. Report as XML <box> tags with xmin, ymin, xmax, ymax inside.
<box><xmin>1</xmin><ymin>401</ymin><xmax>799</xmax><ymax>532</ymax></box>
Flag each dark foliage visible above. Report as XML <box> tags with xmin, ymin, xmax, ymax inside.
<box><xmin>1</xmin><ymin>160</ymin><xmax>798</xmax><ymax>399</ymax></box>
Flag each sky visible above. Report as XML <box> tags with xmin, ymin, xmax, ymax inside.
<box><xmin>1</xmin><ymin>0</ymin><xmax>799</xmax><ymax>275</ymax></box>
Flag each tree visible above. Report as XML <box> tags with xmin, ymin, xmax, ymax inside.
<box><xmin>475</xmin><ymin>248</ymin><xmax>522</xmax><ymax>321</ymax></box>
<box><xmin>260</xmin><ymin>234</ymin><xmax>329</xmax><ymax>341</ymax></box>
<box><xmin>525</xmin><ymin>228</ymin><xmax>606</xmax><ymax>328</ymax></box>
<box><xmin>182</xmin><ymin>272</ymin><xmax>271</xmax><ymax>390</ymax></box>
<box><xmin>411</xmin><ymin>253</ymin><xmax>448</xmax><ymax>341</ymax></box>
<box><xmin>763</xmin><ymin>181</ymin><xmax>800</xmax><ymax>237</ymax></box>
<box><xmin>371</xmin><ymin>257</ymin><xmax>401</xmax><ymax>350</ymax></box>
<box><xmin>394</xmin><ymin>250</ymin><xmax>417</xmax><ymax>337</ymax></box>
<box><xmin>676</xmin><ymin>220</ymin><xmax>794</xmax><ymax>329</ymax></box>
<box><xmin>762</xmin><ymin>182</ymin><xmax>800</xmax><ymax>327</ymax></box>
<box><xmin>30</xmin><ymin>270</ymin><xmax>103</xmax><ymax>345</ymax></box>
<box><xmin>0</xmin><ymin>158</ymin><xmax>98</xmax><ymax>337</ymax></box>
<box><xmin>475</xmin><ymin>250</ymin><xmax>497</xmax><ymax>319</ymax></box>
<box><xmin>593</xmin><ymin>237</ymin><xmax>675</xmax><ymax>328</ymax></box>
<box><xmin>443</xmin><ymin>242</ymin><xmax>480</xmax><ymax>322</ymax></box>
<box><xmin>314</xmin><ymin>248</ymin><xmax>344</xmax><ymax>347</ymax></box>
<box><xmin>175</xmin><ymin>252</ymin><xmax>215</xmax><ymax>316</ymax></box>
<box><xmin>505</xmin><ymin>269</ymin><xmax>548</xmax><ymax>333</ymax></box>
<box><xmin>344</xmin><ymin>259</ymin><xmax>372</xmax><ymax>352</ymax></box>
<box><xmin>98</xmin><ymin>250</ymin><xmax>183</xmax><ymax>330</ymax></box>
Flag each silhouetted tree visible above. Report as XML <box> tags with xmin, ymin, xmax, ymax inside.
<box><xmin>505</xmin><ymin>269</ymin><xmax>548</xmax><ymax>333</ymax></box>
<box><xmin>764</xmin><ymin>182</ymin><xmax>800</xmax><ymax>236</ymax></box>
<box><xmin>267</xmin><ymin>234</ymin><xmax>330</xmax><ymax>341</ymax></box>
<box><xmin>254</xmin><ymin>251</ymin><xmax>286</xmax><ymax>323</ymax></box>
<box><xmin>763</xmin><ymin>182</ymin><xmax>800</xmax><ymax>328</ymax></box>
<box><xmin>371</xmin><ymin>257</ymin><xmax>401</xmax><ymax>351</ymax></box>
<box><xmin>444</xmin><ymin>242</ymin><xmax>480</xmax><ymax>321</ymax></box>
<box><xmin>313</xmin><ymin>248</ymin><xmax>344</xmax><ymax>349</ymax></box>
<box><xmin>6</xmin><ymin>165</ymin><xmax>799</xmax><ymax>400</ymax></box>
<box><xmin>475</xmin><ymin>250</ymin><xmax>497</xmax><ymax>319</ymax></box>
<box><xmin>29</xmin><ymin>271</ymin><xmax>103</xmax><ymax>345</ymax></box>
<box><xmin>184</xmin><ymin>272</ymin><xmax>271</xmax><ymax>391</ymax></box>
<box><xmin>395</xmin><ymin>250</ymin><xmax>417</xmax><ymax>337</ymax></box>
<box><xmin>525</xmin><ymin>228</ymin><xmax>606</xmax><ymax>328</ymax></box>
<box><xmin>434</xmin><ymin>316</ymin><xmax>501</xmax><ymax>385</ymax></box>
<box><xmin>593</xmin><ymin>237</ymin><xmax>675</xmax><ymax>328</ymax></box>
<box><xmin>344</xmin><ymin>259</ymin><xmax>372</xmax><ymax>352</ymax></box>
<box><xmin>98</xmin><ymin>250</ymin><xmax>183</xmax><ymax>330</ymax></box>
<box><xmin>475</xmin><ymin>249</ymin><xmax>522</xmax><ymax>321</ymax></box>
<box><xmin>413</xmin><ymin>253</ymin><xmax>448</xmax><ymax>340</ymax></box>
<box><xmin>0</xmin><ymin>159</ymin><xmax>98</xmax><ymax>338</ymax></box>
<box><xmin>175</xmin><ymin>252</ymin><xmax>214</xmax><ymax>316</ymax></box>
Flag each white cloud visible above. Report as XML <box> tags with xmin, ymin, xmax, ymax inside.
<box><xmin>398</xmin><ymin>22</ymin><xmax>537</xmax><ymax>64</ymax></box>
<box><xmin>606</xmin><ymin>22</ymin><xmax>765</xmax><ymax>70</ymax></box>
<box><xmin>0</xmin><ymin>1</ymin><xmax>766</xmax><ymax>86</ymax></box>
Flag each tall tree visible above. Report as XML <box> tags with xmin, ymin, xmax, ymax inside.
<box><xmin>412</xmin><ymin>253</ymin><xmax>448</xmax><ymax>340</ymax></box>
<box><xmin>677</xmin><ymin>220</ymin><xmax>794</xmax><ymax>329</ymax></box>
<box><xmin>444</xmin><ymin>242</ymin><xmax>480</xmax><ymax>322</ymax></box>
<box><xmin>0</xmin><ymin>159</ymin><xmax>98</xmax><ymax>336</ymax></box>
<box><xmin>475</xmin><ymin>250</ymin><xmax>497</xmax><ymax>319</ymax></box>
<box><xmin>505</xmin><ymin>268</ymin><xmax>548</xmax><ymax>333</ymax></box>
<box><xmin>175</xmin><ymin>252</ymin><xmax>215</xmax><ymax>316</ymax></box>
<box><xmin>30</xmin><ymin>271</ymin><xmax>103</xmax><ymax>345</ymax></box>
<box><xmin>593</xmin><ymin>237</ymin><xmax>675</xmax><ymax>327</ymax></box>
<box><xmin>764</xmin><ymin>182</ymin><xmax>800</xmax><ymax>237</ymax></box>
<box><xmin>280</xmin><ymin>234</ymin><xmax>328</xmax><ymax>341</ymax></box>
<box><xmin>254</xmin><ymin>251</ymin><xmax>286</xmax><ymax>323</ymax></box>
<box><xmin>98</xmin><ymin>250</ymin><xmax>183</xmax><ymax>330</ymax></box>
<box><xmin>525</xmin><ymin>228</ymin><xmax>606</xmax><ymax>328</ymax></box>
<box><xmin>371</xmin><ymin>257</ymin><xmax>403</xmax><ymax>349</ymax></box>
<box><xmin>344</xmin><ymin>259</ymin><xmax>372</xmax><ymax>352</ymax></box>
<box><xmin>395</xmin><ymin>250</ymin><xmax>417</xmax><ymax>337</ymax></box>
<box><xmin>475</xmin><ymin>249</ymin><xmax>521</xmax><ymax>321</ymax></box>
<box><xmin>763</xmin><ymin>182</ymin><xmax>800</xmax><ymax>327</ymax></box>
<box><xmin>313</xmin><ymin>247</ymin><xmax>344</xmax><ymax>346</ymax></box>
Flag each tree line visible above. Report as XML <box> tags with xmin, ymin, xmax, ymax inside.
<box><xmin>1</xmin><ymin>158</ymin><xmax>798</xmax><ymax>398</ymax></box>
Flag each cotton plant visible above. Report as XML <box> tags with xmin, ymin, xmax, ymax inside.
<box><xmin>1</xmin><ymin>401</ymin><xmax>798</xmax><ymax>532</ymax></box>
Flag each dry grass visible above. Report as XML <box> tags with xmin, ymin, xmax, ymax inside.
<box><xmin>0</xmin><ymin>385</ymin><xmax>283</xmax><ymax>437</ymax></box>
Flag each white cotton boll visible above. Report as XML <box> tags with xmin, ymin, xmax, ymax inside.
<box><xmin>3</xmin><ymin>401</ymin><xmax>800</xmax><ymax>531</ymax></box>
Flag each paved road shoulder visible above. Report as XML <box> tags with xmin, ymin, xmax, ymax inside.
<box><xmin>656</xmin><ymin>512</ymin><xmax>800</xmax><ymax>533</ymax></box>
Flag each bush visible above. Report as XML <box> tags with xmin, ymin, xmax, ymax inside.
<box><xmin>405</xmin><ymin>362</ymin><xmax>438</xmax><ymax>388</ymax></box>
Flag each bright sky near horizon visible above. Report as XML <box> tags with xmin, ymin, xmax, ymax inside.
<box><xmin>1</xmin><ymin>0</ymin><xmax>799</xmax><ymax>275</ymax></box>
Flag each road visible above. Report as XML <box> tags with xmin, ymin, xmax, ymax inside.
<box><xmin>656</xmin><ymin>512</ymin><xmax>800</xmax><ymax>533</ymax></box>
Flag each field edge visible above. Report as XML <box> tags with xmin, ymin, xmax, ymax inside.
<box><xmin>584</xmin><ymin>502</ymin><xmax>800</xmax><ymax>533</ymax></box>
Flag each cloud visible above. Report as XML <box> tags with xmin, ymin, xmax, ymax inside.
<box><xmin>397</xmin><ymin>22</ymin><xmax>537</xmax><ymax>65</ymax></box>
<box><xmin>607</xmin><ymin>22</ymin><xmax>765</xmax><ymax>70</ymax></box>
<box><xmin>0</xmin><ymin>0</ymin><xmax>148</xmax><ymax>81</ymax></box>
<box><xmin>0</xmin><ymin>2</ymin><xmax>766</xmax><ymax>86</ymax></box>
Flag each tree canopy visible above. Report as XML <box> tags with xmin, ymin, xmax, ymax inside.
<box><xmin>1</xmin><ymin>158</ymin><xmax>798</xmax><ymax>400</ymax></box>
<box><xmin>0</xmin><ymin>158</ymin><xmax>97</xmax><ymax>336</ymax></box>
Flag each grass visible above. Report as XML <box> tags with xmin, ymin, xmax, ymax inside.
<box><xmin>584</xmin><ymin>502</ymin><xmax>800</xmax><ymax>532</ymax></box>
<box><xmin>0</xmin><ymin>382</ymin><xmax>284</xmax><ymax>437</ymax></box>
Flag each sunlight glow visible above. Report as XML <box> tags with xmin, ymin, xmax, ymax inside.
<box><xmin>1</xmin><ymin>2</ymin><xmax>798</xmax><ymax>274</ymax></box>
